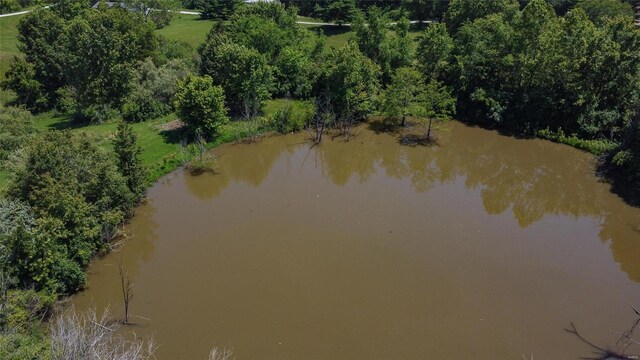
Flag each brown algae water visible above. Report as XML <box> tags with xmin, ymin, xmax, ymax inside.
<box><xmin>71</xmin><ymin>122</ymin><xmax>640</xmax><ymax>359</ymax></box>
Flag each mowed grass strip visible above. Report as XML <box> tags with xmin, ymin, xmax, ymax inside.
<box><xmin>156</xmin><ymin>14</ymin><xmax>215</xmax><ymax>47</ymax></box>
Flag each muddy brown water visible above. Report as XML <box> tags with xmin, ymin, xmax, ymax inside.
<box><xmin>71</xmin><ymin>121</ymin><xmax>640</xmax><ymax>359</ymax></box>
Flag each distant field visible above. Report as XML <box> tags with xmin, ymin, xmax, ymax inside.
<box><xmin>156</xmin><ymin>14</ymin><xmax>215</xmax><ymax>48</ymax></box>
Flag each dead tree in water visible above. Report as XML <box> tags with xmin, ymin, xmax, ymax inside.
<box><xmin>567</xmin><ymin>307</ymin><xmax>640</xmax><ymax>359</ymax></box>
<box><xmin>307</xmin><ymin>94</ymin><xmax>334</xmax><ymax>145</ymax></box>
<box><xmin>119</xmin><ymin>259</ymin><xmax>134</xmax><ymax>325</ymax></box>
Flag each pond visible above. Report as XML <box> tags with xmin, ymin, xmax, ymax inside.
<box><xmin>71</xmin><ymin>121</ymin><xmax>640</xmax><ymax>359</ymax></box>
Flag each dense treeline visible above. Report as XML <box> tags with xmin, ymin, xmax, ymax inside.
<box><xmin>2</xmin><ymin>0</ymin><xmax>192</xmax><ymax>122</ymax></box>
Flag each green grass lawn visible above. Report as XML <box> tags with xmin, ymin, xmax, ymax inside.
<box><xmin>156</xmin><ymin>14</ymin><xmax>215</xmax><ymax>48</ymax></box>
<box><xmin>0</xmin><ymin>14</ymin><xmax>24</xmax><ymax>105</ymax></box>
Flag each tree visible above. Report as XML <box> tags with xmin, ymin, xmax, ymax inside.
<box><xmin>382</xmin><ymin>67</ymin><xmax>427</xmax><ymax>127</ymax></box>
<box><xmin>174</xmin><ymin>74</ymin><xmax>229</xmax><ymax>139</ymax></box>
<box><xmin>321</xmin><ymin>0</ymin><xmax>356</xmax><ymax>26</ymax></box>
<box><xmin>422</xmin><ymin>80</ymin><xmax>456</xmax><ymax>139</ymax></box>
<box><xmin>402</xmin><ymin>0</ymin><xmax>450</xmax><ymax>22</ymax></box>
<box><xmin>3</xmin><ymin>9</ymin><xmax>67</xmax><ymax>111</ymax></box>
<box><xmin>353</xmin><ymin>6</ymin><xmax>393</xmax><ymax>79</ymax></box>
<box><xmin>0</xmin><ymin>107</ymin><xmax>36</xmax><ymax>161</ymax></box>
<box><xmin>201</xmin><ymin>0</ymin><xmax>243</xmax><ymax>20</ymax></box>
<box><xmin>444</xmin><ymin>0</ymin><xmax>519</xmax><ymax>33</ymax></box>
<box><xmin>200</xmin><ymin>42</ymin><xmax>274</xmax><ymax>117</ymax></box>
<box><xmin>416</xmin><ymin>22</ymin><xmax>453</xmax><ymax>81</ymax></box>
<box><xmin>274</xmin><ymin>47</ymin><xmax>315</xmax><ymax>98</ymax></box>
<box><xmin>317</xmin><ymin>43</ymin><xmax>381</xmax><ymax>134</ymax></box>
<box><xmin>392</xmin><ymin>17</ymin><xmax>414</xmax><ymax>69</ymax></box>
<box><xmin>113</xmin><ymin>122</ymin><xmax>147</xmax><ymax>199</ymax></box>
<box><xmin>6</xmin><ymin>131</ymin><xmax>134</xmax><ymax>292</ymax></box>
<box><xmin>577</xmin><ymin>0</ymin><xmax>635</xmax><ymax>25</ymax></box>
<box><xmin>64</xmin><ymin>7</ymin><xmax>156</xmax><ymax>120</ymax></box>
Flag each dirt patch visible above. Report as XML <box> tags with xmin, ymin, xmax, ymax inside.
<box><xmin>156</xmin><ymin>119</ymin><xmax>185</xmax><ymax>132</ymax></box>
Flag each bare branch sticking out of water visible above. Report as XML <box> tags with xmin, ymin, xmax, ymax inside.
<box><xmin>567</xmin><ymin>307</ymin><xmax>640</xmax><ymax>360</ymax></box>
<box><xmin>119</xmin><ymin>258</ymin><xmax>134</xmax><ymax>325</ymax></box>
<box><xmin>50</xmin><ymin>307</ymin><xmax>156</xmax><ymax>360</ymax></box>
<box><xmin>209</xmin><ymin>347</ymin><xmax>234</xmax><ymax>360</ymax></box>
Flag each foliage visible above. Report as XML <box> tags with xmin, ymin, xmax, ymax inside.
<box><xmin>353</xmin><ymin>6</ymin><xmax>393</xmax><ymax>80</ymax></box>
<box><xmin>318</xmin><ymin>0</ymin><xmax>356</xmax><ymax>25</ymax></box>
<box><xmin>122</xmin><ymin>58</ymin><xmax>191</xmax><ymax>122</ymax></box>
<box><xmin>382</xmin><ymin>67</ymin><xmax>432</xmax><ymax>126</ymax></box>
<box><xmin>536</xmin><ymin>128</ymin><xmax>618</xmax><ymax>155</ymax></box>
<box><xmin>402</xmin><ymin>0</ymin><xmax>449</xmax><ymax>21</ymax></box>
<box><xmin>5</xmin><ymin>131</ymin><xmax>135</xmax><ymax>293</ymax></box>
<box><xmin>273</xmin><ymin>47</ymin><xmax>315</xmax><ymax>98</ymax></box>
<box><xmin>577</xmin><ymin>0</ymin><xmax>635</xmax><ymax>24</ymax></box>
<box><xmin>0</xmin><ymin>107</ymin><xmax>36</xmax><ymax>161</ymax></box>
<box><xmin>200</xmin><ymin>0</ymin><xmax>243</xmax><ymax>20</ymax></box>
<box><xmin>4</xmin><ymin>5</ymin><xmax>157</xmax><ymax>117</ymax></box>
<box><xmin>200</xmin><ymin>42</ymin><xmax>274</xmax><ymax>117</ymax></box>
<box><xmin>316</xmin><ymin>42</ymin><xmax>381</xmax><ymax>124</ymax></box>
<box><xmin>174</xmin><ymin>74</ymin><xmax>229</xmax><ymax>139</ymax></box>
<box><xmin>113</xmin><ymin>122</ymin><xmax>148</xmax><ymax>198</ymax></box>
<box><xmin>416</xmin><ymin>22</ymin><xmax>454</xmax><ymax>81</ymax></box>
<box><xmin>64</xmin><ymin>7</ymin><xmax>156</xmax><ymax>119</ymax></box>
<box><xmin>266</xmin><ymin>99</ymin><xmax>315</xmax><ymax>133</ymax></box>
<box><xmin>444</xmin><ymin>0</ymin><xmax>519</xmax><ymax>33</ymax></box>
<box><xmin>122</xmin><ymin>88</ymin><xmax>168</xmax><ymax>123</ymax></box>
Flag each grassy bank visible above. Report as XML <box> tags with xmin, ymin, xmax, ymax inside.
<box><xmin>156</xmin><ymin>13</ymin><xmax>215</xmax><ymax>47</ymax></box>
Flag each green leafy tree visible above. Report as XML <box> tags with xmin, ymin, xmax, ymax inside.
<box><xmin>174</xmin><ymin>74</ymin><xmax>229</xmax><ymax>139</ymax></box>
<box><xmin>201</xmin><ymin>0</ymin><xmax>243</xmax><ymax>20</ymax></box>
<box><xmin>444</xmin><ymin>0</ymin><xmax>519</xmax><ymax>33</ymax></box>
<box><xmin>422</xmin><ymin>80</ymin><xmax>456</xmax><ymax>139</ymax></box>
<box><xmin>317</xmin><ymin>43</ymin><xmax>381</xmax><ymax>124</ymax></box>
<box><xmin>64</xmin><ymin>7</ymin><xmax>156</xmax><ymax>120</ymax></box>
<box><xmin>577</xmin><ymin>0</ymin><xmax>635</xmax><ymax>24</ymax></box>
<box><xmin>0</xmin><ymin>107</ymin><xmax>36</xmax><ymax>161</ymax></box>
<box><xmin>50</xmin><ymin>0</ymin><xmax>89</xmax><ymax>20</ymax></box>
<box><xmin>402</xmin><ymin>0</ymin><xmax>450</xmax><ymax>22</ymax></box>
<box><xmin>321</xmin><ymin>0</ymin><xmax>356</xmax><ymax>25</ymax></box>
<box><xmin>3</xmin><ymin>9</ymin><xmax>67</xmax><ymax>111</ymax></box>
<box><xmin>274</xmin><ymin>47</ymin><xmax>315</xmax><ymax>98</ymax></box>
<box><xmin>353</xmin><ymin>6</ymin><xmax>393</xmax><ymax>80</ymax></box>
<box><xmin>416</xmin><ymin>22</ymin><xmax>453</xmax><ymax>81</ymax></box>
<box><xmin>382</xmin><ymin>67</ymin><xmax>427</xmax><ymax>127</ymax></box>
<box><xmin>392</xmin><ymin>17</ymin><xmax>414</xmax><ymax>69</ymax></box>
<box><xmin>200</xmin><ymin>42</ymin><xmax>274</xmax><ymax>117</ymax></box>
<box><xmin>7</xmin><ymin>131</ymin><xmax>134</xmax><ymax>292</ymax></box>
<box><xmin>113</xmin><ymin>122</ymin><xmax>148</xmax><ymax>199</ymax></box>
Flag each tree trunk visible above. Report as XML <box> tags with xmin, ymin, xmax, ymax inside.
<box><xmin>402</xmin><ymin>115</ymin><xmax>406</xmax><ymax>127</ymax></box>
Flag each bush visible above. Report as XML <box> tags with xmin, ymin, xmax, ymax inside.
<box><xmin>77</xmin><ymin>104</ymin><xmax>118</xmax><ymax>124</ymax></box>
<box><xmin>0</xmin><ymin>0</ymin><xmax>20</xmax><ymax>13</ymax></box>
<box><xmin>267</xmin><ymin>100</ymin><xmax>315</xmax><ymax>134</ymax></box>
<box><xmin>0</xmin><ymin>107</ymin><xmax>36</xmax><ymax>161</ymax></box>
<box><xmin>536</xmin><ymin>128</ymin><xmax>618</xmax><ymax>155</ymax></box>
<box><xmin>5</xmin><ymin>131</ymin><xmax>135</xmax><ymax>293</ymax></box>
<box><xmin>122</xmin><ymin>88</ymin><xmax>168</xmax><ymax>123</ymax></box>
<box><xmin>174</xmin><ymin>74</ymin><xmax>229</xmax><ymax>139</ymax></box>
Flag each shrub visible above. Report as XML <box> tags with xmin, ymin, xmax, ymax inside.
<box><xmin>122</xmin><ymin>88</ymin><xmax>168</xmax><ymax>123</ymax></box>
<box><xmin>0</xmin><ymin>107</ymin><xmax>36</xmax><ymax>161</ymax></box>
<box><xmin>174</xmin><ymin>74</ymin><xmax>229</xmax><ymax>139</ymax></box>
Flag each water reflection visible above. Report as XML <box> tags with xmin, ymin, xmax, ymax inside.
<box><xmin>186</xmin><ymin>122</ymin><xmax>639</xmax><ymax>282</ymax></box>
